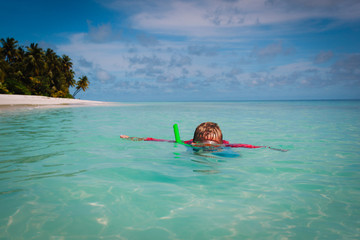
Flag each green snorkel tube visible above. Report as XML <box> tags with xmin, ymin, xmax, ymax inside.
<box><xmin>173</xmin><ymin>124</ymin><xmax>182</xmax><ymax>143</ymax></box>
<box><xmin>173</xmin><ymin>124</ymin><xmax>191</xmax><ymax>147</ymax></box>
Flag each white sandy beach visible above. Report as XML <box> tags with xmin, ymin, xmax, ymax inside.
<box><xmin>0</xmin><ymin>94</ymin><xmax>116</xmax><ymax>108</ymax></box>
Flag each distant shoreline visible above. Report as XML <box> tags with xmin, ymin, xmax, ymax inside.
<box><xmin>0</xmin><ymin>94</ymin><xmax>119</xmax><ymax>109</ymax></box>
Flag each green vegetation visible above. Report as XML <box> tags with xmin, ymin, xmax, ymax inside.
<box><xmin>0</xmin><ymin>37</ymin><xmax>89</xmax><ymax>98</ymax></box>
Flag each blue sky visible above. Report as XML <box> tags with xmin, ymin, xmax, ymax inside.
<box><xmin>1</xmin><ymin>0</ymin><xmax>360</xmax><ymax>101</ymax></box>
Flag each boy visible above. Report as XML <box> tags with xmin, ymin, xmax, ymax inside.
<box><xmin>121</xmin><ymin>122</ymin><xmax>288</xmax><ymax>151</ymax></box>
<box><xmin>120</xmin><ymin>122</ymin><xmax>263</xmax><ymax>148</ymax></box>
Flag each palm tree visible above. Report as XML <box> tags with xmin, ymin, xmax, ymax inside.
<box><xmin>0</xmin><ymin>51</ymin><xmax>7</xmax><ymax>92</ymax></box>
<box><xmin>25</xmin><ymin>43</ymin><xmax>46</xmax><ymax>76</ymax></box>
<box><xmin>45</xmin><ymin>48</ymin><xmax>61</xmax><ymax>92</ymax></box>
<box><xmin>1</xmin><ymin>39</ymin><xmax>20</xmax><ymax>93</ymax></box>
<box><xmin>17</xmin><ymin>46</ymin><xmax>26</xmax><ymax>61</ymax></box>
<box><xmin>0</xmin><ymin>37</ymin><xmax>19</xmax><ymax>63</ymax></box>
<box><xmin>0</xmin><ymin>46</ymin><xmax>7</xmax><ymax>83</ymax></box>
<box><xmin>61</xmin><ymin>55</ymin><xmax>75</xmax><ymax>87</ymax></box>
<box><xmin>23</xmin><ymin>43</ymin><xmax>46</xmax><ymax>95</ymax></box>
<box><xmin>73</xmin><ymin>76</ymin><xmax>89</xmax><ymax>97</ymax></box>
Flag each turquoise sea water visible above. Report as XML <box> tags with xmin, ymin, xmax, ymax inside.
<box><xmin>0</xmin><ymin>101</ymin><xmax>360</xmax><ymax>239</ymax></box>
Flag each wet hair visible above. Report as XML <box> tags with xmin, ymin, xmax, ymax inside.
<box><xmin>193</xmin><ymin>122</ymin><xmax>223</xmax><ymax>144</ymax></box>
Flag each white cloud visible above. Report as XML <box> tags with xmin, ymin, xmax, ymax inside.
<box><xmin>86</xmin><ymin>21</ymin><xmax>123</xmax><ymax>43</ymax></box>
<box><xmin>331</xmin><ymin>53</ymin><xmax>360</xmax><ymax>85</ymax></box>
<box><xmin>314</xmin><ymin>51</ymin><xmax>333</xmax><ymax>64</ymax></box>
<box><xmin>96</xmin><ymin>69</ymin><xmax>114</xmax><ymax>83</ymax></box>
<box><xmin>252</xmin><ymin>41</ymin><xmax>294</xmax><ymax>62</ymax></box>
<box><xmin>58</xmin><ymin>33</ymin><xmax>129</xmax><ymax>72</ymax></box>
<box><xmin>99</xmin><ymin>0</ymin><xmax>360</xmax><ymax>37</ymax></box>
<box><xmin>188</xmin><ymin>45</ymin><xmax>218</xmax><ymax>56</ymax></box>
<box><xmin>136</xmin><ymin>33</ymin><xmax>159</xmax><ymax>47</ymax></box>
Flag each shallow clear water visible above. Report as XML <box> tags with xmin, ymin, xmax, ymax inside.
<box><xmin>0</xmin><ymin>101</ymin><xmax>360</xmax><ymax>239</ymax></box>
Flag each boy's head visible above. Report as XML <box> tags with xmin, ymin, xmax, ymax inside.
<box><xmin>193</xmin><ymin>122</ymin><xmax>223</xmax><ymax>144</ymax></box>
